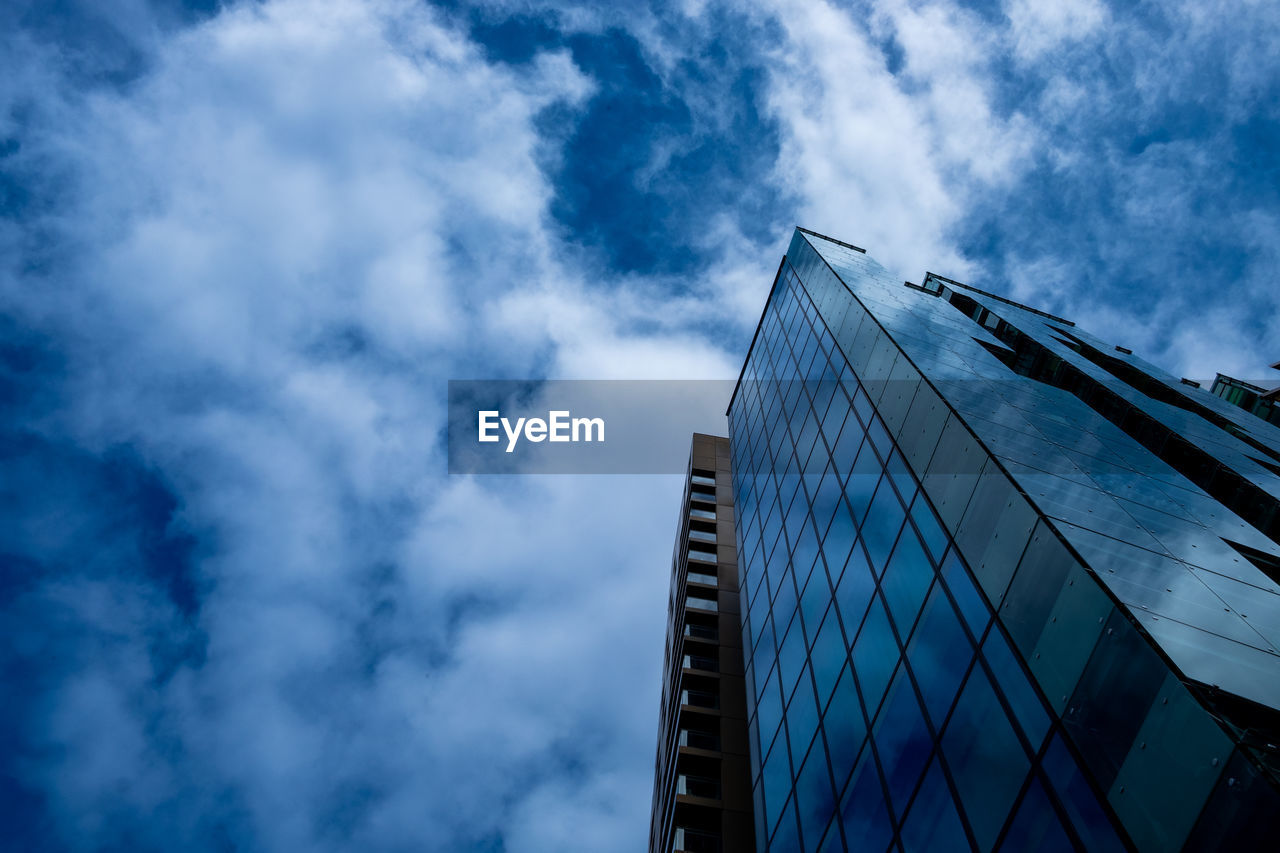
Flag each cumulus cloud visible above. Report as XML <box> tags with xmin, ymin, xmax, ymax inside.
<box><xmin>1005</xmin><ymin>0</ymin><xmax>1107</xmax><ymax>62</ymax></box>
<box><xmin>0</xmin><ymin>1</ymin><xmax>737</xmax><ymax>850</ymax></box>
<box><xmin>761</xmin><ymin>0</ymin><xmax>967</xmax><ymax>278</ymax></box>
<box><xmin>981</xmin><ymin>0</ymin><xmax>1280</xmax><ymax>379</ymax></box>
<box><xmin>4</xmin><ymin>0</ymin><xmax>1280</xmax><ymax>850</ymax></box>
<box><xmin>747</xmin><ymin>0</ymin><xmax>1038</xmax><ymax>281</ymax></box>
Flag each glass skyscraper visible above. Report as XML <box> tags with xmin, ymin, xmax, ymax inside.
<box><xmin>704</xmin><ymin>227</ymin><xmax>1280</xmax><ymax>852</ymax></box>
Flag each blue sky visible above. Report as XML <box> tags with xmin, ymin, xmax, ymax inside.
<box><xmin>2</xmin><ymin>0</ymin><xmax>1279</xmax><ymax>850</ymax></box>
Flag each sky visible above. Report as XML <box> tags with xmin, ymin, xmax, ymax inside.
<box><xmin>1</xmin><ymin>0</ymin><xmax>1278</xmax><ymax>851</ymax></box>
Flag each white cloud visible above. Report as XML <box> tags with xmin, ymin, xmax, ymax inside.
<box><xmin>757</xmin><ymin>0</ymin><xmax>1038</xmax><ymax>280</ymax></box>
<box><xmin>7</xmin><ymin>0</ymin><xmax>1280</xmax><ymax>849</ymax></box>
<box><xmin>1005</xmin><ymin>0</ymin><xmax>1107</xmax><ymax>62</ymax></box>
<box><xmin>1</xmin><ymin>1</ymin><xmax>737</xmax><ymax>850</ymax></box>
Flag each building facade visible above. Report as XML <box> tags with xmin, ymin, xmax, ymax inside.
<box><xmin>717</xmin><ymin>228</ymin><xmax>1280</xmax><ymax>851</ymax></box>
<box><xmin>650</xmin><ymin>434</ymin><xmax>755</xmax><ymax>853</ymax></box>
<box><xmin>1210</xmin><ymin>371</ymin><xmax>1280</xmax><ymax>428</ymax></box>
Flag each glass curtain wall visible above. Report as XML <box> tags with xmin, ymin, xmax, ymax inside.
<box><xmin>727</xmin><ymin>229</ymin><xmax>1280</xmax><ymax>852</ymax></box>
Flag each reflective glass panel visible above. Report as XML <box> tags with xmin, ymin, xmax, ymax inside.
<box><xmin>997</xmin><ymin>777</ymin><xmax>1073</xmax><ymax>853</ymax></box>
<box><xmin>853</xmin><ymin>596</ymin><xmax>900</xmax><ymax>718</ymax></box>
<box><xmin>906</xmin><ymin>585</ymin><xmax>973</xmax><ymax>728</ymax></box>
<box><xmin>838</xmin><ymin>751</ymin><xmax>893</xmax><ymax>853</ymax></box>
<box><xmin>796</xmin><ymin>740</ymin><xmax>837</xmax><ymax>851</ymax></box>
<box><xmin>873</xmin><ymin>668</ymin><xmax>933</xmax><ymax>816</ymax></box>
<box><xmin>901</xmin><ymin>758</ymin><xmax>970</xmax><ymax>853</ymax></box>
<box><xmin>823</xmin><ymin>664</ymin><xmax>866</xmax><ymax>792</ymax></box>
<box><xmin>942</xmin><ymin>665</ymin><xmax>1030</xmax><ymax>850</ymax></box>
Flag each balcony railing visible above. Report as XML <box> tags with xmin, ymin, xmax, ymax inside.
<box><xmin>673</xmin><ymin>827</ymin><xmax>721</xmax><ymax>853</ymax></box>
<box><xmin>689</xmin><ymin>507</ymin><xmax>716</xmax><ymax>520</ymax></box>
<box><xmin>687</xmin><ymin>549</ymin><xmax>716</xmax><ymax>564</ymax></box>
<box><xmin>687</xmin><ymin>571</ymin><xmax>717</xmax><ymax>586</ymax></box>
<box><xmin>684</xmin><ymin>623</ymin><xmax>718</xmax><ymax>641</ymax></box>
<box><xmin>678</xmin><ymin>729</ymin><xmax>721</xmax><ymax>751</ymax></box>
<box><xmin>686</xmin><ymin>596</ymin><xmax>717</xmax><ymax>613</ymax></box>
<box><xmin>688</xmin><ymin>529</ymin><xmax>717</xmax><ymax>543</ymax></box>
<box><xmin>680</xmin><ymin>689</ymin><xmax>719</xmax><ymax>709</ymax></box>
<box><xmin>682</xmin><ymin>654</ymin><xmax>719</xmax><ymax>672</ymax></box>
<box><xmin>676</xmin><ymin>774</ymin><xmax>722</xmax><ymax>799</ymax></box>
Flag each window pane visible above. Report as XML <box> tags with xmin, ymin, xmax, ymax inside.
<box><xmin>1042</xmin><ymin>733</ymin><xmax>1127</xmax><ymax>853</ymax></box>
<box><xmin>853</xmin><ymin>596</ymin><xmax>900</xmax><ymax>718</ymax></box>
<box><xmin>823</xmin><ymin>664</ymin><xmax>866</xmax><ymax>793</ymax></box>
<box><xmin>757</xmin><ymin>666</ymin><xmax>783</xmax><ymax>758</ymax></box>
<box><xmin>862</xmin><ymin>478</ymin><xmax>906</xmax><ymax>571</ymax></box>
<box><xmin>801</xmin><ymin>560</ymin><xmax>833</xmax><ymax>643</ymax></box>
<box><xmin>881</xmin><ymin>525</ymin><xmax>935</xmax><ymax>637</ymax></box>
<box><xmin>838</xmin><ymin>751</ymin><xmax>893</xmax><ymax>853</ymax></box>
<box><xmin>772</xmin><ymin>559</ymin><xmax>799</xmax><ymax>618</ymax></box>
<box><xmin>867</xmin><ymin>413</ymin><xmax>894</xmax><ymax>460</ymax></box>
<box><xmin>786</xmin><ymin>666</ymin><xmax>820</xmax><ymax>767</ymax></box>
<box><xmin>824</xmin><ymin>497</ymin><xmax>858</xmax><ymax>578</ymax></box>
<box><xmin>982</xmin><ymin>627</ymin><xmax>1050</xmax><ymax>751</ymax></box>
<box><xmin>763</xmin><ymin>725</ymin><xmax>792</xmax><ymax>837</ymax></box>
<box><xmin>901</xmin><ymin>757</ymin><xmax>971</xmax><ymax>853</ymax></box>
<box><xmin>832</xmin><ymin>422</ymin><xmax>864</xmax><ymax>478</ymax></box>
<box><xmin>1062</xmin><ymin>610</ymin><xmax>1166</xmax><ymax>790</ymax></box>
<box><xmin>793</xmin><ymin>521</ymin><xmax>821</xmax><ymax>588</ymax></box>
<box><xmin>942</xmin><ymin>665</ymin><xmax>1030</xmax><ymax>850</ymax></box>
<box><xmin>754</xmin><ymin>781</ymin><xmax>767</xmax><ymax>853</ymax></box>
<box><xmin>845</xmin><ymin>447</ymin><xmax>882</xmax><ymax>523</ymax></box>
<box><xmin>910</xmin><ymin>492</ymin><xmax>949</xmax><ymax>564</ymax></box>
<box><xmin>753</xmin><ymin>616</ymin><xmax>777</xmax><ymax>689</ymax></box>
<box><xmin>836</xmin><ymin>543</ymin><xmax>875</xmax><ymax>637</ymax></box>
<box><xmin>873</xmin><ymin>668</ymin><xmax>933</xmax><ymax>816</ymax></box>
<box><xmin>955</xmin><ymin>475</ymin><xmax>1035</xmax><ymax>604</ymax></box>
<box><xmin>750</xmin><ymin>701</ymin><xmax>762</xmax><ymax>781</ymax></box>
<box><xmin>906</xmin><ymin>585</ymin><xmax>973</xmax><ymax>728</ymax></box>
<box><xmin>1183</xmin><ymin>749</ymin><xmax>1280</xmax><ymax>851</ymax></box>
<box><xmin>816</xmin><ymin>820</ymin><xmax>842</xmax><ymax>853</ymax></box>
<box><xmin>941</xmin><ymin>549</ymin><xmax>989</xmax><ymax>639</ymax></box>
<box><xmin>1108</xmin><ymin>673</ymin><xmax>1233</xmax><ymax>852</ymax></box>
<box><xmin>796</xmin><ymin>741</ymin><xmax>837</xmax><ymax>851</ymax></box>
<box><xmin>1002</xmin><ymin>530</ymin><xmax>1110</xmax><ymax>715</ymax></box>
<box><xmin>997</xmin><ymin>777</ymin><xmax>1073</xmax><ymax>853</ymax></box>
<box><xmin>771</xmin><ymin>793</ymin><xmax>801</xmax><ymax>853</ymax></box>
<box><xmin>811</xmin><ymin>607</ymin><xmax>848</xmax><ymax>709</ymax></box>
<box><xmin>785</xmin><ymin>488</ymin><xmax>809</xmax><ymax>544</ymax></box>
<box><xmin>812</xmin><ymin>466</ymin><xmax>843</xmax><ymax>539</ymax></box>
<box><xmin>886</xmin><ymin>449</ymin><xmax>916</xmax><ymax>503</ymax></box>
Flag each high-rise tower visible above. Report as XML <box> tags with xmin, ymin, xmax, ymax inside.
<box><xmin>687</xmin><ymin>227</ymin><xmax>1280</xmax><ymax>852</ymax></box>
<box><xmin>650</xmin><ymin>434</ymin><xmax>756</xmax><ymax>853</ymax></box>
